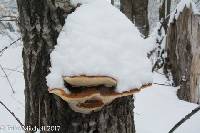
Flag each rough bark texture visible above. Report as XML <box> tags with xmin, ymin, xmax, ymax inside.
<box><xmin>17</xmin><ymin>0</ymin><xmax>136</xmax><ymax>132</ymax></box>
<box><xmin>58</xmin><ymin>96</ymin><xmax>135</xmax><ymax>133</ymax></box>
<box><xmin>120</xmin><ymin>0</ymin><xmax>149</xmax><ymax>38</ymax></box>
<box><xmin>165</xmin><ymin>6</ymin><xmax>200</xmax><ymax>104</ymax></box>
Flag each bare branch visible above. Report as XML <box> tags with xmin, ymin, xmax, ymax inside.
<box><xmin>153</xmin><ymin>82</ymin><xmax>172</xmax><ymax>86</ymax></box>
<box><xmin>0</xmin><ymin>64</ymin><xmax>15</xmax><ymax>93</ymax></box>
<box><xmin>3</xmin><ymin>67</ymin><xmax>23</xmax><ymax>74</ymax></box>
<box><xmin>0</xmin><ymin>38</ymin><xmax>21</xmax><ymax>56</ymax></box>
<box><xmin>169</xmin><ymin>106</ymin><xmax>200</xmax><ymax>133</ymax></box>
<box><xmin>0</xmin><ymin>16</ymin><xmax>17</xmax><ymax>19</ymax></box>
<box><xmin>0</xmin><ymin>65</ymin><xmax>22</xmax><ymax>78</ymax></box>
<box><xmin>0</xmin><ymin>19</ymin><xmax>17</xmax><ymax>21</ymax></box>
<box><xmin>0</xmin><ymin>100</ymin><xmax>24</xmax><ymax>129</ymax></box>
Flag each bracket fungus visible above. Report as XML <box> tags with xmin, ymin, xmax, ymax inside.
<box><xmin>49</xmin><ymin>75</ymin><xmax>151</xmax><ymax>114</ymax></box>
<box><xmin>47</xmin><ymin>0</ymin><xmax>153</xmax><ymax>114</ymax></box>
<box><xmin>63</xmin><ymin>76</ymin><xmax>117</xmax><ymax>88</ymax></box>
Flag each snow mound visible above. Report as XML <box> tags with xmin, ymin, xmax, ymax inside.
<box><xmin>135</xmin><ymin>73</ymin><xmax>200</xmax><ymax>133</ymax></box>
<box><xmin>46</xmin><ymin>0</ymin><xmax>152</xmax><ymax>93</ymax></box>
<box><xmin>169</xmin><ymin>0</ymin><xmax>199</xmax><ymax>24</ymax></box>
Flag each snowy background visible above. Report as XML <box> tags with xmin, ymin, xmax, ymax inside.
<box><xmin>0</xmin><ymin>0</ymin><xmax>200</xmax><ymax>133</ymax></box>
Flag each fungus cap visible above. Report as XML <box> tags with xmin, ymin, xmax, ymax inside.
<box><xmin>49</xmin><ymin>76</ymin><xmax>151</xmax><ymax>114</ymax></box>
<box><xmin>63</xmin><ymin>75</ymin><xmax>117</xmax><ymax>87</ymax></box>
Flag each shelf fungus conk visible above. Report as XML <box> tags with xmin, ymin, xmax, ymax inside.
<box><xmin>48</xmin><ymin>75</ymin><xmax>151</xmax><ymax>114</ymax></box>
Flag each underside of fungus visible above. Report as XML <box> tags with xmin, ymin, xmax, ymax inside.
<box><xmin>63</xmin><ymin>75</ymin><xmax>117</xmax><ymax>88</ymax></box>
<box><xmin>49</xmin><ymin>75</ymin><xmax>151</xmax><ymax>114</ymax></box>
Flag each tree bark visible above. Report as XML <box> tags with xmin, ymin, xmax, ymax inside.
<box><xmin>120</xmin><ymin>0</ymin><xmax>149</xmax><ymax>38</ymax></box>
<box><xmin>111</xmin><ymin>0</ymin><xmax>114</xmax><ymax>5</ymax></box>
<box><xmin>17</xmin><ymin>0</ymin><xmax>136</xmax><ymax>132</ymax></box>
<box><xmin>165</xmin><ymin>6</ymin><xmax>200</xmax><ymax>104</ymax></box>
<box><xmin>159</xmin><ymin>0</ymin><xmax>171</xmax><ymax>33</ymax></box>
<box><xmin>159</xmin><ymin>0</ymin><xmax>171</xmax><ymax>20</ymax></box>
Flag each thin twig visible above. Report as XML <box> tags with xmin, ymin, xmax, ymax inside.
<box><xmin>0</xmin><ymin>16</ymin><xmax>17</xmax><ymax>19</ymax></box>
<box><xmin>153</xmin><ymin>82</ymin><xmax>172</xmax><ymax>86</ymax></box>
<box><xmin>3</xmin><ymin>67</ymin><xmax>23</xmax><ymax>74</ymax></box>
<box><xmin>169</xmin><ymin>106</ymin><xmax>200</xmax><ymax>133</ymax></box>
<box><xmin>0</xmin><ymin>67</ymin><xmax>22</xmax><ymax>77</ymax></box>
<box><xmin>0</xmin><ymin>100</ymin><xmax>25</xmax><ymax>129</ymax></box>
<box><xmin>0</xmin><ymin>19</ymin><xmax>17</xmax><ymax>21</ymax></box>
<box><xmin>0</xmin><ymin>65</ymin><xmax>22</xmax><ymax>78</ymax></box>
<box><xmin>0</xmin><ymin>64</ymin><xmax>15</xmax><ymax>93</ymax></box>
<box><xmin>0</xmin><ymin>38</ymin><xmax>21</xmax><ymax>56</ymax></box>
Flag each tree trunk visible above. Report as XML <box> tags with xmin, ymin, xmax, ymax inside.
<box><xmin>17</xmin><ymin>0</ymin><xmax>136</xmax><ymax>132</ymax></box>
<box><xmin>165</xmin><ymin>6</ymin><xmax>200</xmax><ymax>104</ymax></box>
<box><xmin>120</xmin><ymin>0</ymin><xmax>149</xmax><ymax>38</ymax></box>
<box><xmin>159</xmin><ymin>0</ymin><xmax>171</xmax><ymax>20</ymax></box>
<box><xmin>111</xmin><ymin>0</ymin><xmax>114</xmax><ymax>5</ymax></box>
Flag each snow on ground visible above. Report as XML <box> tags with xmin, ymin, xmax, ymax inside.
<box><xmin>47</xmin><ymin>0</ymin><xmax>153</xmax><ymax>93</ymax></box>
<box><xmin>0</xmin><ymin>33</ymin><xmax>24</xmax><ymax>133</ymax></box>
<box><xmin>135</xmin><ymin>72</ymin><xmax>200</xmax><ymax>133</ymax></box>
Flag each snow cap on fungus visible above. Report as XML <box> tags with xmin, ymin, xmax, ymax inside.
<box><xmin>47</xmin><ymin>0</ymin><xmax>153</xmax><ymax>114</ymax></box>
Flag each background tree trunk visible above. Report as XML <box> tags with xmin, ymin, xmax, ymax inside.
<box><xmin>17</xmin><ymin>0</ymin><xmax>136</xmax><ymax>132</ymax></box>
<box><xmin>111</xmin><ymin>0</ymin><xmax>114</xmax><ymax>5</ymax></box>
<box><xmin>159</xmin><ymin>0</ymin><xmax>171</xmax><ymax>20</ymax></box>
<box><xmin>165</xmin><ymin>6</ymin><xmax>200</xmax><ymax>104</ymax></box>
<box><xmin>120</xmin><ymin>0</ymin><xmax>149</xmax><ymax>38</ymax></box>
<box><xmin>159</xmin><ymin>0</ymin><xmax>171</xmax><ymax>33</ymax></box>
